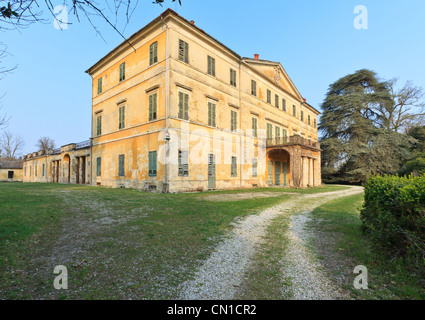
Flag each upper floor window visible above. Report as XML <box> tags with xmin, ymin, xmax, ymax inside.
<box><xmin>267</xmin><ymin>123</ymin><xmax>273</xmax><ymax>139</ymax></box>
<box><xmin>149</xmin><ymin>93</ymin><xmax>158</xmax><ymax>121</ymax></box>
<box><xmin>283</xmin><ymin>128</ymin><xmax>288</xmax><ymax>137</ymax></box>
<box><xmin>150</xmin><ymin>41</ymin><xmax>158</xmax><ymax>65</ymax></box>
<box><xmin>267</xmin><ymin>89</ymin><xmax>271</xmax><ymax>104</ymax></box>
<box><xmin>119</xmin><ymin>62</ymin><xmax>126</xmax><ymax>82</ymax></box>
<box><xmin>308</xmin><ymin>114</ymin><xmax>311</xmax><ymax>125</ymax></box>
<box><xmin>230</xmin><ymin>69</ymin><xmax>237</xmax><ymax>87</ymax></box>
<box><xmin>275</xmin><ymin>94</ymin><xmax>279</xmax><ymax>108</ymax></box>
<box><xmin>230</xmin><ymin>110</ymin><xmax>237</xmax><ymax>132</ymax></box>
<box><xmin>293</xmin><ymin>105</ymin><xmax>296</xmax><ymax>118</ymax></box>
<box><xmin>314</xmin><ymin>119</ymin><xmax>317</xmax><ymax>128</ymax></box>
<box><xmin>301</xmin><ymin>110</ymin><xmax>304</xmax><ymax>122</ymax></box>
<box><xmin>282</xmin><ymin>98</ymin><xmax>287</xmax><ymax>112</ymax></box>
<box><xmin>252</xmin><ymin>117</ymin><xmax>258</xmax><ymax>138</ymax></box>
<box><xmin>179</xmin><ymin>39</ymin><xmax>189</xmax><ymax>64</ymax></box>
<box><xmin>208</xmin><ymin>56</ymin><xmax>216</xmax><ymax>77</ymax></box>
<box><xmin>97</xmin><ymin>77</ymin><xmax>102</xmax><ymax>95</ymax></box>
<box><xmin>251</xmin><ymin>80</ymin><xmax>257</xmax><ymax>97</ymax></box>
<box><xmin>208</xmin><ymin>102</ymin><xmax>216</xmax><ymax>127</ymax></box>
<box><xmin>119</xmin><ymin>105</ymin><xmax>125</xmax><ymax>129</ymax></box>
<box><xmin>96</xmin><ymin>114</ymin><xmax>102</xmax><ymax>136</ymax></box>
<box><xmin>178</xmin><ymin>91</ymin><xmax>189</xmax><ymax>120</ymax></box>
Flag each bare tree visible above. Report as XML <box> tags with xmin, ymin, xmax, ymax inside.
<box><xmin>36</xmin><ymin>136</ymin><xmax>55</xmax><ymax>153</ymax></box>
<box><xmin>375</xmin><ymin>78</ymin><xmax>425</xmax><ymax>132</ymax></box>
<box><xmin>0</xmin><ymin>131</ymin><xmax>24</xmax><ymax>158</ymax></box>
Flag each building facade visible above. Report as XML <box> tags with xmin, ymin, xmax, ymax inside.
<box><xmin>23</xmin><ymin>9</ymin><xmax>321</xmax><ymax>192</ymax></box>
<box><xmin>0</xmin><ymin>159</ymin><xmax>23</xmax><ymax>182</ymax></box>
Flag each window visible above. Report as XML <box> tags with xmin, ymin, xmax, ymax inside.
<box><xmin>283</xmin><ymin>128</ymin><xmax>288</xmax><ymax>138</ymax></box>
<box><xmin>282</xmin><ymin>98</ymin><xmax>286</xmax><ymax>112</ymax></box>
<box><xmin>96</xmin><ymin>157</ymin><xmax>101</xmax><ymax>176</ymax></box>
<box><xmin>275</xmin><ymin>126</ymin><xmax>281</xmax><ymax>140</ymax></box>
<box><xmin>252</xmin><ymin>158</ymin><xmax>258</xmax><ymax>178</ymax></box>
<box><xmin>267</xmin><ymin>90</ymin><xmax>271</xmax><ymax>104</ymax></box>
<box><xmin>314</xmin><ymin>119</ymin><xmax>317</xmax><ymax>128</ymax></box>
<box><xmin>119</xmin><ymin>62</ymin><xmax>125</xmax><ymax>82</ymax></box>
<box><xmin>252</xmin><ymin>117</ymin><xmax>258</xmax><ymax>138</ymax></box>
<box><xmin>149</xmin><ymin>41</ymin><xmax>158</xmax><ymax>65</ymax></box>
<box><xmin>231</xmin><ymin>156</ymin><xmax>237</xmax><ymax>177</ymax></box>
<box><xmin>275</xmin><ymin>94</ymin><xmax>279</xmax><ymax>108</ymax></box>
<box><xmin>149</xmin><ymin>151</ymin><xmax>157</xmax><ymax>177</ymax></box>
<box><xmin>30</xmin><ymin>166</ymin><xmax>31</xmax><ymax>176</ymax></box>
<box><xmin>35</xmin><ymin>165</ymin><xmax>37</xmax><ymax>177</ymax></box>
<box><xmin>178</xmin><ymin>91</ymin><xmax>189</xmax><ymax>120</ymax></box>
<box><xmin>251</xmin><ymin>80</ymin><xmax>257</xmax><ymax>96</ymax></box>
<box><xmin>230</xmin><ymin>110</ymin><xmax>237</xmax><ymax>132</ymax></box>
<box><xmin>42</xmin><ymin>164</ymin><xmax>45</xmax><ymax>177</ymax></box>
<box><xmin>119</xmin><ymin>105</ymin><xmax>125</xmax><ymax>129</ymax></box>
<box><xmin>230</xmin><ymin>69</ymin><xmax>237</xmax><ymax>87</ymax></box>
<box><xmin>149</xmin><ymin>93</ymin><xmax>158</xmax><ymax>121</ymax></box>
<box><xmin>178</xmin><ymin>150</ymin><xmax>189</xmax><ymax>177</ymax></box>
<box><xmin>208</xmin><ymin>56</ymin><xmax>215</xmax><ymax>77</ymax></box>
<box><xmin>301</xmin><ymin>110</ymin><xmax>304</xmax><ymax>122</ymax></box>
<box><xmin>96</xmin><ymin>114</ymin><xmax>102</xmax><ymax>136</ymax></box>
<box><xmin>8</xmin><ymin>171</ymin><xmax>13</xmax><ymax>179</ymax></box>
<box><xmin>179</xmin><ymin>39</ymin><xmax>189</xmax><ymax>63</ymax></box>
<box><xmin>293</xmin><ymin>105</ymin><xmax>296</xmax><ymax>117</ymax></box>
<box><xmin>97</xmin><ymin>77</ymin><xmax>102</xmax><ymax>94</ymax></box>
<box><xmin>308</xmin><ymin>114</ymin><xmax>311</xmax><ymax>125</ymax></box>
<box><xmin>118</xmin><ymin>155</ymin><xmax>125</xmax><ymax>177</ymax></box>
<box><xmin>208</xmin><ymin>102</ymin><xmax>216</xmax><ymax>127</ymax></box>
<box><xmin>267</xmin><ymin>123</ymin><xmax>273</xmax><ymax>140</ymax></box>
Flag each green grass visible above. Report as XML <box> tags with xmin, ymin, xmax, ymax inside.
<box><xmin>309</xmin><ymin>193</ymin><xmax>425</xmax><ymax>300</ymax></box>
<box><xmin>0</xmin><ymin>182</ymin><xmax>346</xmax><ymax>299</ymax></box>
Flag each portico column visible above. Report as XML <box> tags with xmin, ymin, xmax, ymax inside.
<box><xmin>308</xmin><ymin>158</ymin><xmax>313</xmax><ymax>186</ymax></box>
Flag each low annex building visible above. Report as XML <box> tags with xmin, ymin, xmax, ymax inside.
<box><xmin>23</xmin><ymin>9</ymin><xmax>321</xmax><ymax>192</ymax></box>
<box><xmin>0</xmin><ymin>158</ymin><xmax>23</xmax><ymax>182</ymax></box>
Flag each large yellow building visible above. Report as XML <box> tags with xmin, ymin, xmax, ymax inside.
<box><xmin>23</xmin><ymin>9</ymin><xmax>321</xmax><ymax>192</ymax></box>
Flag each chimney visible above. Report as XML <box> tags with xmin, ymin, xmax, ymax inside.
<box><xmin>190</xmin><ymin>20</ymin><xmax>195</xmax><ymax>25</ymax></box>
<box><xmin>254</xmin><ymin>54</ymin><xmax>259</xmax><ymax>60</ymax></box>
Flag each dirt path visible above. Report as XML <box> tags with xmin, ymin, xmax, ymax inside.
<box><xmin>178</xmin><ymin>186</ymin><xmax>363</xmax><ymax>300</ymax></box>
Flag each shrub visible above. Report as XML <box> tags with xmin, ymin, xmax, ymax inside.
<box><xmin>361</xmin><ymin>175</ymin><xmax>425</xmax><ymax>261</ymax></box>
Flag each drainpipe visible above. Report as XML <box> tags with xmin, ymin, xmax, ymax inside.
<box><xmin>161</xmin><ymin>15</ymin><xmax>170</xmax><ymax>193</ymax></box>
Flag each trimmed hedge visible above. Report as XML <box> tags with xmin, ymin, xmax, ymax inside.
<box><xmin>361</xmin><ymin>175</ymin><xmax>425</xmax><ymax>260</ymax></box>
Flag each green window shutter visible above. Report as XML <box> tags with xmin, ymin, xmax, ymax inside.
<box><xmin>282</xmin><ymin>98</ymin><xmax>286</xmax><ymax>111</ymax></box>
<box><xmin>231</xmin><ymin>110</ymin><xmax>237</xmax><ymax>131</ymax></box>
<box><xmin>230</xmin><ymin>69</ymin><xmax>236</xmax><ymax>87</ymax></box>
<box><xmin>208</xmin><ymin>102</ymin><xmax>216</xmax><ymax>127</ymax></box>
<box><xmin>293</xmin><ymin>105</ymin><xmax>296</xmax><ymax>117</ymax></box>
<box><xmin>267</xmin><ymin>90</ymin><xmax>271</xmax><ymax>104</ymax></box>
<box><xmin>314</xmin><ymin>119</ymin><xmax>317</xmax><ymax>128</ymax></box>
<box><xmin>118</xmin><ymin>155</ymin><xmax>125</xmax><ymax>177</ymax></box>
<box><xmin>149</xmin><ymin>151</ymin><xmax>157</xmax><ymax>176</ymax></box>
<box><xmin>97</xmin><ymin>77</ymin><xmax>102</xmax><ymax>94</ymax></box>
<box><xmin>275</xmin><ymin>126</ymin><xmax>281</xmax><ymax>139</ymax></box>
<box><xmin>275</xmin><ymin>94</ymin><xmax>279</xmax><ymax>108</ymax></box>
<box><xmin>252</xmin><ymin>158</ymin><xmax>258</xmax><ymax>177</ymax></box>
<box><xmin>208</xmin><ymin>56</ymin><xmax>216</xmax><ymax>76</ymax></box>
<box><xmin>251</xmin><ymin>80</ymin><xmax>256</xmax><ymax>96</ymax></box>
<box><xmin>308</xmin><ymin>115</ymin><xmax>311</xmax><ymax>125</ymax></box>
<box><xmin>231</xmin><ymin>156</ymin><xmax>237</xmax><ymax>177</ymax></box>
<box><xmin>184</xmin><ymin>92</ymin><xmax>189</xmax><ymax>120</ymax></box>
<box><xmin>96</xmin><ymin>115</ymin><xmax>102</xmax><ymax>136</ymax></box>
<box><xmin>149</xmin><ymin>93</ymin><xmax>157</xmax><ymax>121</ymax></box>
<box><xmin>179</xmin><ymin>40</ymin><xmax>189</xmax><ymax>63</ymax></box>
<box><xmin>150</xmin><ymin>41</ymin><xmax>158</xmax><ymax>65</ymax></box>
<box><xmin>42</xmin><ymin>164</ymin><xmax>45</xmax><ymax>176</ymax></box>
<box><xmin>119</xmin><ymin>62</ymin><xmax>125</xmax><ymax>82</ymax></box>
<box><xmin>267</xmin><ymin>123</ymin><xmax>273</xmax><ymax>140</ymax></box>
<box><xmin>252</xmin><ymin>117</ymin><xmax>257</xmax><ymax>137</ymax></box>
<box><xmin>301</xmin><ymin>110</ymin><xmax>304</xmax><ymax>122</ymax></box>
<box><xmin>96</xmin><ymin>157</ymin><xmax>101</xmax><ymax>176</ymax></box>
<box><xmin>283</xmin><ymin>128</ymin><xmax>287</xmax><ymax>138</ymax></box>
<box><xmin>178</xmin><ymin>91</ymin><xmax>184</xmax><ymax>119</ymax></box>
<box><xmin>119</xmin><ymin>106</ymin><xmax>125</xmax><ymax>129</ymax></box>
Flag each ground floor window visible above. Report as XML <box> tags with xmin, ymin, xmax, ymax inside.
<box><xmin>8</xmin><ymin>171</ymin><xmax>14</xmax><ymax>179</ymax></box>
<box><xmin>149</xmin><ymin>151</ymin><xmax>157</xmax><ymax>177</ymax></box>
<box><xmin>118</xmin><ymin>155</ymin><xmax>125</xmax><ymax>177</ymax></box>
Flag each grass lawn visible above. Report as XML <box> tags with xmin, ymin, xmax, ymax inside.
<box><xmin>308</xmin><ymin>193</ymin><xmax>425</xmax><ymax>300</ymax></box>
<box><xmin>0</xmin><ymin>182</ymin><xmax>346</xmax><ymax>299</ymax></box>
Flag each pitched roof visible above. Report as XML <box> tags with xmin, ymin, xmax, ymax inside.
<box><xmin>0</xmin><ymin>159</ymin><xmax>23</xmax><ymax>169</ymax></box>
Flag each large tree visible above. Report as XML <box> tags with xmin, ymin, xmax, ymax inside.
<box><xmin>36</xmin><ymin>136</ymin><xmax>55</xmax><ymax>153</ymax></box>
<box><xmin>319</xmin><ymin>69</ymin><xmax>411</xmax><ymax>183</ymax></box>
<box><xmin>0</xmin><ymin>130</ymin><xmax>24</xmax><ymax>158</ymax></box>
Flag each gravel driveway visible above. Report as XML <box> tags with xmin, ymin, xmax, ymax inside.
<box><xmin>178</xmin><ymin>186</ymin><xmax>363</xmax><ymax>300</ymax></box>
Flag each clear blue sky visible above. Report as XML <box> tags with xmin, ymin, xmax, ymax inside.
<box><xmin>1</xmin><ymin>0</ymin><xmax>425</xmax><ymax>155</ymax></box>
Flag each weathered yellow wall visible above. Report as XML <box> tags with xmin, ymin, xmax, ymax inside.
<box><xmin>0</xmin><ymin>169</ymin><xmax>23</xmax><ymax>182</ymax></box>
